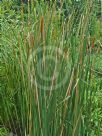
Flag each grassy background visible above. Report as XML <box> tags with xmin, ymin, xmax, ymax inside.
<box><xmin>0</xmin><ymin>0</ymin><xmax>102</xmax><ymax>136</ymax></box>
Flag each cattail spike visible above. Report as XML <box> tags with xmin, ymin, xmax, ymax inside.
<box><xmin>40</xmin><ymin>16</ymin><xmax>44</xmax><ymax>41</ymax></box>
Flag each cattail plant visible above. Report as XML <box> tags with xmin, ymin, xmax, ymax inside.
<box><xmin>0</xmin><ymin>0</ymin><xmax>99</xmax><ymax>136</ymax></box>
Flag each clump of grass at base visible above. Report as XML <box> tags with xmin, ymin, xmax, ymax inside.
<box><xmin>0</xmin><ymin>0</ymin><xmax>99</xmax><ymax>136</ymax></box>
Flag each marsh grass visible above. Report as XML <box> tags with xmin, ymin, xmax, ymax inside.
<box><xmin>0</xmin><ymin>0</ymin><xmax>98</xmax><ymax>136</ymax></box>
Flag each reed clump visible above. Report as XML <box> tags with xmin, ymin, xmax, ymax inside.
<box><xmin>1</xmin><ymin>0</ymin><xmax>100</xmax><ymax>136</ymax></box>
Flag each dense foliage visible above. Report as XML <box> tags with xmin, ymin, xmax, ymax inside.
<box><xmin>0</xmin><ymin>0</ymin><xmax>102</xmax><ymax>136</ymax></box>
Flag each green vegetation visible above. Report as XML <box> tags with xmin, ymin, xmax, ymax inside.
<box><xmin>0</xmin><ymin>0</ymin><xmax>102</xmax><ymax>136</ymax></box>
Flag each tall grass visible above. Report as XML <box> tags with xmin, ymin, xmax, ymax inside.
<box><xmin>0</xmin><ymin>0</ymin><xmax>96</xmax><ymax>135</ymax></box>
